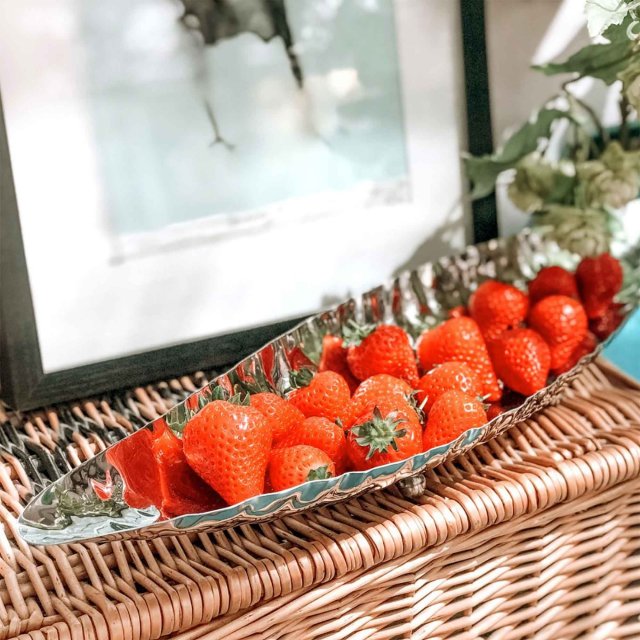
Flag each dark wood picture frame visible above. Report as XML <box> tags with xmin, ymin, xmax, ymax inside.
<box><xmin>0</xmin><ymin>0</ymin><xmax>496</xmax><ymax>410</ymax></box>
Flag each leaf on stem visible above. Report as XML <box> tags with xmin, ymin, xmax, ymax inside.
<box><xmin>585</xmin><ymin>0</ymin><xmax>631</xmax><ymax>38</ymax></box>
<box><xmin>464</xmin><ymin>109</ymin><xmax>573</xmax><ymax>200</ymax></box>
<box><xmin>534</xmin><ymin>17</ymin><xmax>637</xmax><ymax>84</ymax></box>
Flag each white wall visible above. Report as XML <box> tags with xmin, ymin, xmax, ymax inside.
<box><xmin>486</xmin><ymin>0</ymin><xmax>594</xmax><ymax>234</ymax></box>
<box><xmin>486</xmin><ymin>0</ymin><xmax>589</xmax><ymax>140</ymax></box>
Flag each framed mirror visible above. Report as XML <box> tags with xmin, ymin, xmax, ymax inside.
<box><xmin>0</xmin><ymin>0</ymin><xmax>494</xmax><ymax>409</ymax></box>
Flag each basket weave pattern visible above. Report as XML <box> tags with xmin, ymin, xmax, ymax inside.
<box><xmin>1</xmin><ymin>361</ymin><xmax>640</xmax><ymax>639</ymax></box>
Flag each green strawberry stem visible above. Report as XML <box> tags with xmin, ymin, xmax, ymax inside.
<box><xmin>211</xmin><ymin>385</ymin><xmax>229</xmax><ymax>401</ymax></box>
<box><xmin>288</xmin><ymin>368</ymin><xmax>315</xmax><ymax>390</ymax></box>
<box><xmin>351</xmin><ymin>407</ymin><xmax>408</xmax><ymax>460</ymax></box>
<box><xmin>407</xmin><ymin>391</ymin><xmax>427</xmax><ymax>421</ymax></box>
<box><xmin>210</xmin><ymin>385</ymin><xmax>250</xmax><ymax>405</ymax></box>
<box><xmin>229</xmin><ymin>391</ymin><xmax>250</xmax><ymax>406</ymax></box>
<box><xmin>341</xmin><ymin>319</ymin><xmax>377</xmax><ymax>347</ymax></box>
<box><xmin>307</xmin><ymin>465</ymin><xmax>333</xmax><ymax>481</ymax></box>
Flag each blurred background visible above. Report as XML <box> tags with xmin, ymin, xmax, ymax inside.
<box><xmin>0</xmin><ymin>0</ymin><xmax>637</xmax><ymax>408</ymax></box>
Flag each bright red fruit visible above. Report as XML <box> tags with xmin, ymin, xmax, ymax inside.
<box><xmin>448</xmin><ymin>305</ymin><xmax>469</xmax><ymax>319</ymax></box>
<box><xmin>346</xmin><ymin>374</ymin><xmax>414</xmax><ymax>427</ymax></box>
<box><xmin>486</xmin><ymin>403</ymin><xmax>505</xmax><ymax>421</ymax></box>
<box><xmin>528</xmin><ymin>266</ymin><xmax>579</xmax><ymax>304</ymax></box>
<box><xmin>276</xmin><ymin>416</ymin><xmax>348</xmax><ymax>474</ymax></box>
<box><xmin>269</xmin><ymin>445</ymin><xmax>335</xmax><ymax>491</ymax></box>
<box><xmin>183</xmin><ymin>400</ymin><xmax>272</xmax><ymax>505</ymax></box>
<box><xmin>151</xmin><ymin>422</ymin><xmax>224</xmax><ymax>517</ymax></box>
<box><xmin>553</xmin><ymin>332</ymin><xmax>598</xmax><ymax>375</ymax></box>
<box><xmin>288</xmin><ymin>370</ymin><xmax>351</xmax><ymax>423</ymax></box>
<box><xmin>250</xmin><ymin>392</ymin><xmax>305</xmax><ymax>442</ymax></box>
<box><xmin>106</xmin><ymin>428</ymin><xmax>163</xmax><ymax>509</ymax></box>
<box><xmin>415</xmin><ymin>362</ymin><xmax>482</xmax><ymax>413</ymax></box>
<box><xmin>575</xmin><ymin>253</ymin><xmax>623</xmax><ymax>319</ymax></box>
<box><xmin>528</xmin><ymin>295</ymin><xmax>588</xmax><ymax>373</ymax></box>
<box><xmin>424</xmin><ymin>390</ymin><xmax>487</xmax><ymax>450</ymax></box>
<box><xmin>287</xmin><ymin>346</ymin><xmax>316</xmax><ymax>371</ymax></box>
<box><xmin>347</xmin><ymin>403</ymin><xmax>423</xmax><ymax>471</ymax></box>
<box><xmin>469</xmin><ymin>280</ymin><xmax>529</xmax><ymax>341</ymax></box>
<box><xmin>488</xmin><ymin>328</ymin><xmax>551</xmax><ymax>396</ymax></box>
<box><xmin>589</xmin><ymin>303</ymin><xmax>625</xmax><ymax>340</ymax></box>
<box><xmin>345</xmin><ymin>324</ymin><xmax>419</xmax><ymax>386</ymax></box>
<box><xmin>417</xmin><ymin>317</ymin><xmax>502</xmax><ymax>402</ymax></box>
<box><xmin>318</xmin><ymin>335</ymin><xmax>359</xmax><ymax>392</ymax></box>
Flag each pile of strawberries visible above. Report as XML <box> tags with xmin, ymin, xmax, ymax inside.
<box><xmin>107</xmin><ymin>253</ymin><xmax>625</xmax><ymax>518</ymax></box>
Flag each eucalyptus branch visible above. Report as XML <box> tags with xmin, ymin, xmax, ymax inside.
<box><xmin>562</xmin><ymin>79</ymin><xmax>609</xmax><ymax>146</ymax></box>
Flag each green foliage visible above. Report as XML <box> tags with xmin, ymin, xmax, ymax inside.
<box><xmin>463</xmin><ymin>1</ymin><xmax>640</xmax><ymax>254</ymax></box>
<box><xmin>464</xmin><ymin>109</ymin><xmax>573</xmax><ymax>200</ymax></box>
<box><xmin>508</xmin><ymin>154</ymin><xmax>577</xmax><ymax>212</ymax></box>
<box><xmin>585</xmin><ymin>0</ymin><xmax>636</xmax><ymax>38</ymax></box>
<box><xmin>534</xmin><ymin>19</ymin><xmax>637</xmax><ymax>84</ymax></box>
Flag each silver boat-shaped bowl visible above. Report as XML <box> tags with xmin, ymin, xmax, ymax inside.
<box><xmin>18</xmin><ymin>231</ymin><xmax>639</xmax><ymax>545</ymax></box>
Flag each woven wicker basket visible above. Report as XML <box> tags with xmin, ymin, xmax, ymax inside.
<box><xmin>2</xmin><ymin>359</ymin><xmax>640</xmax><ymax>640</ymax></box>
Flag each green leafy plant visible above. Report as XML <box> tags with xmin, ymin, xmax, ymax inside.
<box><xmin>585</xmin><ymin>0</ymin><xmax>640</xmax><ymax>38</ymax></box>
<box><xmin>465</xmin><ymin>13</ymin><xmax>640</xmax><ymax>256</ymax></box>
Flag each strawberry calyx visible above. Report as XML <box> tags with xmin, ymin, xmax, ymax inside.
<box><xmin>341</xmin><ymin>320</ymin><xmax>376</xmax><ymax>347</ymax></box>
<box><xmin>350</xmin><ymin>407</ymin><xmax>408</xmax><ymax>460</ymax></box>
<box><xmin>210</xmin><ymin>385</ymin><xmax>250</xmax><ymax>405</ymax></box>
<box><xmin>307</xmin><ymin>465</ymin><xmax>333</xmax><ymax>481</ymax></box>
<box><xmin>288</xmin><ymin>367</ymin><xmax>315</xmax><ymax>390</ymax></box>
<box><xmin>407</xmin><ymin>391</ymin><xmax>426</xmax><ymax>422</ymax></box>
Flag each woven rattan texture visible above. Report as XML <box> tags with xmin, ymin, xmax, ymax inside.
<box><xmin>1</xmin><ymin>361</ymin><xmax>640</xmax><ymax>640</ymax></box>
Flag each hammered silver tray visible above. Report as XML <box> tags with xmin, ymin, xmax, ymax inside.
<box><xmin>18</xmin><ymin>231</ymin><xmax>639</xmax><ymax>545</ymax></box>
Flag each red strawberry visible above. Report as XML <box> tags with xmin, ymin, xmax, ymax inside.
<box><xmin>183</xmin><ymin>400</ymin><xmax>272</xmax><ymax>505</ymax></box>
<box><xmin>448</xmin><ymin>305</ymin><xmax>469</xmax><ymax>319</ymax></box>
<box><xmin>417</xmin><ymin>317</ymin><xmax>502</xmax><ymax>402</ymax></box>
<box><xmin>528</xmin><ymin>266</ymin><xmax>579</xmax><ymax>304</ymax></box>
<box><xmin>288</xmin><ymin>370</ymin><xmax>351</xmax><ymax>423</ymax></box>
<box><xmin>415</xmin><ymin>362</ymin><xmax>482</xmax><ymax>413</ymax></box>
<box><xmin>347</xmin><ymin>403</ymin><xmax>423</xmax><ymax>471</ymax></box>
<box><xmin>346</xmin><ymin>374</ymin><xmax>414</xmax><ymax>428</ymax></box>
<box><xmin>553</xmin><ymin>332</ymin><xmax>598</xmax><ymax>375</ymax></box>
<box><xmin>589</xmin><ymin>303</ymin><xmax>625</xmax><ymax>340</ymax></box>
<box><xmin>488</xmin><ymin>328</ymin><xmax>550</xmax><ymax>396</ymax></box>
<box><xmin>151</xmin><ymin>422</ymin><xmax>224</xmax><ymax>517</ymax></box>
<box><xmin>260</xmin><ymin>344</ymin><xmax>276</xmax><ymax>386</ymax></box>
<box><xmin>287</xmin><ymin>346</ymin><xmax>315</xmax><ymax>371</ymax></box>
<box><xmin>576</xmin><ymin>253</ymin><xmax>623</xmax><ymax>319</ymax></box>
<box><xmin>344</xmin><ymin>323</ymin><xmax>419</xmax><ymax>386</ymax></box>
<box><xmin>269</xmin><ymin>445</ymin><xmax>335</xmax><ymax>491</ymax></box>
<box><xmin>528</xmin><ymin>295</ymin><xmax>588</xmax><ymax>373</ymax></box>
<box><xmin>486</xmin><ymin>403</ymin><xmax>505</xmax><ymax>420</ymax></box>
<box><xmin>469</xmin><ymin>280</ymin><xmax>529</xmax><ymax>341</ymax></box>
<box><xmin>250</xmin><ymin>392</ymin><xmax>305</xmax><ymax>441</ymax></box>
<box><xmin>276</xmin><ymin>416</ymin><xmax>348</xmax><ymax>474</ymax></box>
<box><xmin>318</xmin><ymin>335</ymin><xmax>359</xmax><ymax>392</ymax></box>
<box><xmin>424</xmin><ymin>390</ymin><xmax>487</xmax><ymax>449</ymax></box>
<box><xmin>106</xmin><ymin>428</ymin><xmax>163</xmax><ymax>510</ymax></box>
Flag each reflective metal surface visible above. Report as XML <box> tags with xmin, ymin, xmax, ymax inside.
<box><xmin>18</xmin><ymin>231</ymin><xmax>639</xmax><ymax>545</ymax></box>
